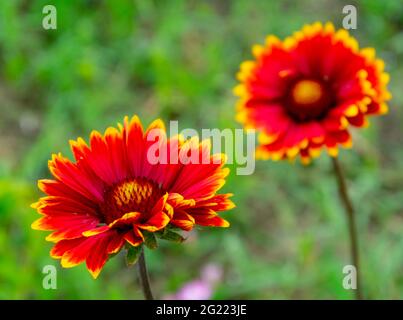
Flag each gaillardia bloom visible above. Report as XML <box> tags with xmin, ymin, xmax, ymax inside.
<box><xmin>32</xmin><ymin>116</ymin><xmax>234</xmax><ymax>278</ymax></box>
<box><xmin>234</xmin><ymin>22</ymin><xmax>391</xmax><ymax>163</ymax></box>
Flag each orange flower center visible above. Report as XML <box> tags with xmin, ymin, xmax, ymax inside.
<box><xmin>102</xmin><ymin>178</ymin><xmax>164</xmax><ymax>224</ymax></box>
<box><xmin>286</xmin><ymin>79</ymin><xmax>332</xmax><ymax>122</ymax></box>
<box><xmin>292</xmin><ymin>80</ymin><xmax>323</xmax><ymax>105</ymax></box>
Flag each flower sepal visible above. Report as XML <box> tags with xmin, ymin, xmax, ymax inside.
<box><xmin>143</xmin><ymin>231</ymin><xmax>158</xmax><ymax>249</ymax></box>
<box><xmin>126</xmin><ymin>244</ymin><xmax>142</xmax><ymax>266</ymax></box>
<box><xmin>156</xmin><ymin>226</ymin><xmax>185</xmax><ymax>244</ymax></box>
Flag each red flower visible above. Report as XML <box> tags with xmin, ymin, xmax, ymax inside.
<box><xmin>234</xmin><ymin>22</ymin><xmax>391</xmax><ymax>163</ymax></box>
<box><xmin>32</xmin><ymin>116</ymin><xmax>234</xmax><ymax>278</ymax></box>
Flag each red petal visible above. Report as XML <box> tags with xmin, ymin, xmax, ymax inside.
<box><xmin>171</xmin><ymin>140</ymin><xmax>230</xmax><ymax>200</ymax></box>
<box><xmin>107</xmin><ymin>235</ymin><xmax>125</xmax><ymax>254</ymax></box>
<box><xmin>137</xmin><ymin>214</ymin><xmax>170</xmax><ymax>232</ymax></box>
<box><xmin>149</xmin><ymin>193</ymin><xmax>168</xmax><ymax>217</ymax></box>
<box><xmin>56</xmin><ymin>231</ymin><xmax>120</xmax><ymax>278</ymax></box>
<box><xmin>171</xmin><ymin>210</ymin><xmax>195</xmax><ymax>231</ymax></box>
<box><xmin>38</xmin><ymin>179</ymin><xmax>96</xmax><ymax>209</ymax></box>
<box><xmin>85</xmin><ymin>233</ymin><xmax>118</xmax><ymax>279</ymax></box>
<box><xmin>167</xmin><ymin>193</ymin><xmax>195</xmax><ymax>209</ymax></box>
<box><xmin>189</xmin><ymin>208</ymin><xmax>230</xmax><ymax>228</ymax></box>
<box><xmin>34</xmin><ymin>196</ymin><xmax>98</xmax><ymax>217</ymax></box>
<box><xmin>193</xmin><ymin>213</ymin><xmax>230</xmax><ymax>228</ymax></box>
<box><xmin>32</xmin><ymin>213</ymin><xmax>100</xmax><ymax>242</ymax></box>
<box><xmin>74</xmin><ymin>127</ymin><xmax>129</xmax><ymax>186</ymax></box>
<box><xmin>143</xmin><ymin>126</ymin><xmax>169</xmax><ymax>184</ymax></box>
<box><xmin>109</xmin><ymin>212</ymin><xmax>141</xmax><ymax>229</ymax></box>
<box><xmin>194</xmin><ymin>194</ymin><xmax>235</xmax><ymax>211</ymax></box>
<box><xmin>82</xmin><ymin>225</ymin><xmax>110</xmax><ymax>237</ymax></box>
<box><xmin>48</xmin><ymin>154</ymin><xmax>104</xmax><ymax>203</ymax></box>
<box><xmin>125</xmin><ymin>116</ymin><xmax>145</xmax><ymax>177</ymax></box>
<box><xmin>123</xmin><ymin>227</ymin><xmax>144</xmax><ymax>246</ymax></box>
<box><xmin>50</xmin><ymin>238</ymin><xmax>84</xmax><ymax>258</ymax></box>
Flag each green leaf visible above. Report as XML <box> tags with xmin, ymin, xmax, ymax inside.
<box><xmin>143</xmin><ymin>231</ymin><xmax>158</xmax><ymax>249</ymax></box>
<box><xmin>126</xmin><ymin>245</ymin><xmax>142</xmax><ymax>266</ymax></box>
<box><xmin>159</xmin><ymin>229</ymin><xmax>185</xmax><ymax>243</ymax></box>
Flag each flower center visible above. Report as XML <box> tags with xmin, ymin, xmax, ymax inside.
<box><xmin>286</xmin><ymin>79</ymin><xmax>332</xmax><ymax>122</ymax></box>
<box><xmin>292</xmin><ymin>80</ymin><xmax>323</xmax><ymax>105</ymax></box>
<box><xmin>101</xmin><ymin>177</ymin><xmax>164</xmax><ymax>224</ymax></box>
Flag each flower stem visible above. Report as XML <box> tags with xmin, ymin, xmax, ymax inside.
<box><xmin>137</xmin><ymin>247</ymin><xmax>154</xmax><ymax>300</ymax></box>
<box><xmin>331</xmin><ymin>157</ymin><xmax>362</xmax><ymax>300</ymax></box>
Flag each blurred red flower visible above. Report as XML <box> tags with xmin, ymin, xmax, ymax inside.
<box><xmin>234</xmin><ymin>22</ymin><xmax>391</xmax><ymax>163</ymax></box>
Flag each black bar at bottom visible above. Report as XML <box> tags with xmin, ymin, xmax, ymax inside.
<box><xmin>0</xmin><ymin>300</ymin><xmax>399</xmax><ymax>318</ymax></box>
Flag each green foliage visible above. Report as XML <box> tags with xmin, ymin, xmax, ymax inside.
<box><xmin>0</xmin><ymin>0</ymin><xmax>402</xmax><ymax>299</ymax></box>
<box><xmin>158</xmin><ymin>228</ymin><xmax>186</xmax><ymax>244</ymax></box>
<box><xmin>143</xmin><ymin>231</ymin><xmax>158</xmax><ymax>250</ymax></box>
<box><xmin>126</xmin><ymin>246</ymin><xmax>142</xmax><ymax>267</ymax></box>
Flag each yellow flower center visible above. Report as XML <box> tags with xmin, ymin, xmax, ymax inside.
<box><xmin>102</xmin><ymin>178</ymin><xmax>163</xmax><ymax>223</ymax></box>
<box><xmin>286</xmin><ymin>79</ymin><xmax>332</xmax><ymax>122</ymax></box>
<box><xmin>291</xmin><ymin>79</ymin><xmax>323</xmax><ymax>105</ymax></box>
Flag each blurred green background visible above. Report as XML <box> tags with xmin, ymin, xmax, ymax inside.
<box><xmin>0</xmin><ymin>0</ymin><xmax>402</xmax><ymax>299</ymax></box>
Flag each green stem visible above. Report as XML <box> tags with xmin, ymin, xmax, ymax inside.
<box><xmin>137</xmin><ymin>247</ymin><xmax>154</xmax><ymax>300</ymax></box>
<box><xmin>331</xmin><ymin>157</ymin><xmax>362</xmax><ymax>300</ymax></box>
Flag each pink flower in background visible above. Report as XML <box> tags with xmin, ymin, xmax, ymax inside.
<box><xmin>201</xmin><ymin>263</ymin><xmax>223</xmax><ymax>285</ymax></box>
<box><xmin>175</xmin><ymin>280</ymin><xmax>212</xmax><ymax>300</ymax></box>
<box><xmin>164</xmin><ymin>263</ymin><xmax>223</xmax><ymax>300</ymax></box>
